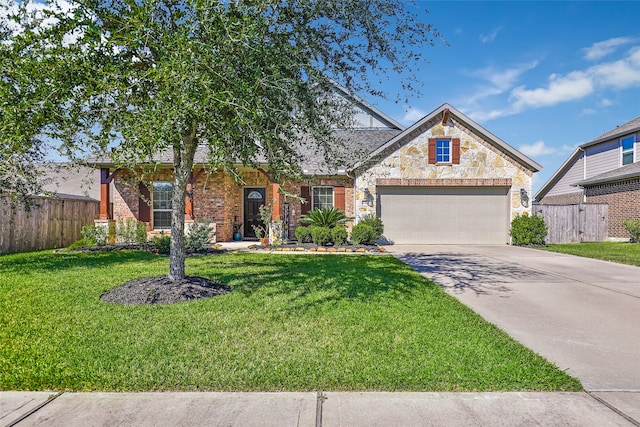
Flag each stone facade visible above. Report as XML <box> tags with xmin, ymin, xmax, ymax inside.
<box><xmin>585</xmin><ymin>178</ymin><xmax>640</xmax><ymax>238</ymax></box>
<box><xmin>355</xmin><ymin>119</ymin><xmax>533</xmax><ymax>220</ymax></box>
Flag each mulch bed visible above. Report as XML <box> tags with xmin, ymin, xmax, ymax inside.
<box><xmin>100</xmin><ymin>276</ymin><xmax>231</xmax><ymax>305</ymax></box>
<box><xmin>251</xmin><ymin>242</ymin><xmax>385</xmax><ymax>253</ymax></box>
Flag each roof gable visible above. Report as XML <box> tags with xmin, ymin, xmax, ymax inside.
<box><xmin>353</xmin><ymin>103</ymin><xmax>542</xmax><ymax>173</ymax></box>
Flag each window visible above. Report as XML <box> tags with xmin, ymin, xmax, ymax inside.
<box><xmin>312</xmin><ymin>187</ymin><xmax>333</xmax><ymax>210</ymax></box>
<box><xmin>622</xmin><ymin>136</ymin><xmax>635</xmax><ymax>165</ymax></box>
<box><xmin>152</xmin><ymin>182</ymin><xmax>173</xmax><ymax>229</ymax></box>
<box><xmin>436</xmin><ymin>139</ymin><xmax>451</xmax><ymax>163</ymax></box>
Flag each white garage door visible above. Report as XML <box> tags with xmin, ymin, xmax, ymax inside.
<box><xmin>377</xmin><ymin>186</ymin><xmax>510</xmax><ymax>244</ymax></box>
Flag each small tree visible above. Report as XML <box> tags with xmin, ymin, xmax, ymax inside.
<box><xmin>2</xmin><ymin>0</ymin><xmax>442</xmax><ymax>282</ymax></box>
<box><xmin>510</xmin><ymin>214</ymin><xmax>548</xmax><ymax>246</ymax></box>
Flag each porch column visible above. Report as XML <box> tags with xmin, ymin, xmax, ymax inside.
<box><xmin>186</xmin><ymin>182</ymin><xmax>194</xmax><ymax>220</ymax></box>
<box><xmin>99</xmin><ymin>168</ymin><xmax>110</xmax><ymax>220</ymax></box>
<box><xmin>272</xmin><ymin>183</ymin><xmax>280</xmax><ymax>220</ymax></box>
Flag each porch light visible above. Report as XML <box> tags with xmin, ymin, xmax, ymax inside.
<box><xmin>362</xmin><ymin>188</ymin><xmax>374</xmax><ymax>207</ymax></box>
<box><xmin>520</xmin><ymin>188</ymin><xmax>529</xmax><ymax>207</ymax></box>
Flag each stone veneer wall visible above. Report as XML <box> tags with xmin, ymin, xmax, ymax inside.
<box><xmin>355</xmin><ymin>118</ymin><xmax>533</xmax><ymax>220</ymax></box>
<box><xmin>586</xmin><ymin>178</ymin><xmax>640</xmax><ymax>238</ymax></box>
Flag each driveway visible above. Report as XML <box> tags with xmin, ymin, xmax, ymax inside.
<box><xmin>388</xmin><ymin>245</ymin><xmax>640</xmax><ymax>393</ymax></box>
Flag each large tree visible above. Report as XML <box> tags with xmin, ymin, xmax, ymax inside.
<box><xmin>1</xmin><ymin>0</ymin><xmax>441</xmax><ymax>280</ymax></box>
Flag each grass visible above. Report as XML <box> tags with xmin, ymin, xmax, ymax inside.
<box><xmin>0</xmin><ymin>250</ymin><xmax>581</xmax><ymax>392</ymax></box>
<box><xmin>540</xmin><ymin>241</ymin><xmax>640</xmax><ymax>267</ymax></box>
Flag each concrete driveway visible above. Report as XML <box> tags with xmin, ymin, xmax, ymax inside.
<box><xmin>388</xmin><ymin>245</ymin><xmax>640</xmax><ymax>420</ymax></box>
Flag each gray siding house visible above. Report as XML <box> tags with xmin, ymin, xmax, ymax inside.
<box><xmin>535</xmin><ymin>116</ymin><xmax>640</xmax><ymax>238</ymax></box>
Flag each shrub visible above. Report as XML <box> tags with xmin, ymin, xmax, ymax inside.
<box><xmin>310</xmin><ymin>226</ymin><xmax>332</xmax><ymax>246</ymax></box>
<box><xmin>117</xmin><ymin>218</ymin><xmax>138</xmax><ymax>243</ymax></box>
<box><xmin>621</xmin><ymin>219</ymin><xmax>640</xmax><ymax>243</ymax></box>
<box><xmin>331</xmin><ymin>226</ymin><xmax>348</xmax><ymax>246</ymax></box>
<box><xmin>358</xmin><ymin>214</ymin><xmax>384</xmax><ymax>240</ymax></box>
<box><xmin>299</xmin><ymin>207</ymin><xmax>351</xmax><ymax>228</ymax></box>
<box><xmin>510</xmin><ymin>214</ymin><xmax>548</xmax><ymax>246</ymax></box>
<box><xmin>350</xmin><ymin>223</ymin><xmax>377</xmax><ymax>245</ymax></box>
<box><xmin>294</xmin><ymin>226</ymin><xmax>312</xmax><ymax>243</ymax></box>
<box><xmin>81</xmin><ymin>225</ymin><xmax>108</xmax><ymax>246</ymax></box>
<box><xmin>135</xmin><ymin>222</ymin><xmax>148</xmax><ymax>244</ymax></box>
<box><xmin>186</xmin><ymin>221</ymin><xmax>215</xmax><ymax>252</ymax></box>
<box><xmin>67</xmin><ymin>238</ymin><xmax>91</xmax><ymax>250</ymax></box>
<box><xmin>152</xmin><ymin>233</ymin><xmax>171</xmax><ymax>254</ymax></box>
<box><xmin>108</xmin><ymin>220</ymin><xmax>116</xmax><ymax>244</ymax></box>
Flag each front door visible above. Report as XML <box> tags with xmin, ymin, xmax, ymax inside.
<box><xmin>244</xmin><ymin>188</ymin><xmax>266</xmax><ymax>238</ymax></box>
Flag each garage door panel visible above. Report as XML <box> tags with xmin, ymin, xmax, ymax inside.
<box><xmin>377</xmin><ymin>186</ymin><xmax>509</xmax><ymax>244</ymax></box>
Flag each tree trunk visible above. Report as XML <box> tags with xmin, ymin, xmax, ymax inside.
<box><xmin>168</xmin><ymin>126</ymin><xmax>199</xmax><ymax>281</ymax></box>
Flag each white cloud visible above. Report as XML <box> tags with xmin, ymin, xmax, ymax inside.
<box><xmin>582</xmin><ymin>37</ymin><xmax>635</xmax><ymax>61</ymax></box>
<box><xmin>480</xmin><ymin>26</ymin><xmax>502</xmax><ymax>44</ymax></box>
<box><xmin>508</xmin><ymin>45</ymin><xmax>640</xmax><ymax>111</ymax></box>
<box><xmin>511</xmin><ymin>71</ymin><xmax>594</xmax><ymax>109</ymax></box>
<box><xmin>519</xmin><ymin>140</ymin><xmax>556</xmax><ymax>157</ymax></box>
<box><xmin>402</xmin><ymin>107</ymin><xmax>427</xmax><ymax>124</ymax></box>
<box><xmin>600</xmin><ymin>98</ymin><xmax>613</xmax><ymax>107</ymax></box>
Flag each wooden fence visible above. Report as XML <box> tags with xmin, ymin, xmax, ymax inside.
<box><xmin>0</xmin><ymin>194</ymin><xmax>99</xmax><ymax>254</ymax></box>
<box><xmin>533</xmin><ymin>203</ymin><xmax>608</xmax><ymax>244</ymax></box>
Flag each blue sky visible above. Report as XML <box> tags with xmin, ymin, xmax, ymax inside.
<box><xmin>363</xmin><ymin>1</ymin><xmax>640</xmax><ymax>195</ymax></box>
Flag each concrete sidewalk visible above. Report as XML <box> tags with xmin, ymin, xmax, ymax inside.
<box><xmin>2</xmin><ymin>391</ymin><xmax>638</xmax><ymax>426</ymax></box>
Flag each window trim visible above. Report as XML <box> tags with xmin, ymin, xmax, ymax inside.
<box><xmin>621</xmin><ymin>135</ymin><xmax>635</xmax><ymax>166</ymax></box>
<box><xmin>152</xmin><ymin>181</ymin><xmax>173</xmax><ymax>230</ymax></box>
<box><xmin>436</xmin><ymin>139</ymin><xmax>452</xmax><ymax>164</ymax></box>
<box><xmin>311</xmin><ymin>186</ymin><xmax>334</xmax><ymax>210</ymax></box>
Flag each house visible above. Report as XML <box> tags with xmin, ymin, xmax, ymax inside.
<box><xmin>91</xmin><ymin>97</ymin><xmax>541</xmax><ymax>245</ymax></box>
<box><xmin>535</xmin><ymin>116</ymin><xmax>640</xmax><ymax>239</ymax></box>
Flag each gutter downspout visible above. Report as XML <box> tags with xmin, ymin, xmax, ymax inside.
<box><xmin>578</xmin><ymin>147</ymin><xmax>587</xmax><ymax>202</ymax></box>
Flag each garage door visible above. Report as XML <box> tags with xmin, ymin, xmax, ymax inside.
<box><xmin>377</xmin><ymin>186</ymin><xmax>510</xmax><ymax>244</ymax></box>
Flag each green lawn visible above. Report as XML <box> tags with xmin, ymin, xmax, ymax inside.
<box><xmin>540</xmin><ymin>242</ymin><xmax>640</xmax><ymax>267</ymax></box>
<box><xmin>0</xmin><ymin>250</ymin><xmax>581</xmax><ymax>392</ymax></box>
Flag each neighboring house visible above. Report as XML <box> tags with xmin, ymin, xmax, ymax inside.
<box><xmin>535</xmin><ymin>116</ymin><xmax>640</xmax><ymax>239</ymax></box>
<box><xmin>91</xmin><ymin>97</ymin><xmax>540</xmax><ymax>245</ymax></box>
<box><xmin>40</xmin><ymin>163</ymin><xmax>101</xmax><ymax>201</ymax></box>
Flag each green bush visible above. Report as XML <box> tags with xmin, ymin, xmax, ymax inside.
<box><xmin>350</xmin><ymin>223</ymin><xmax>377</xmax><ymax>245</ymax></box>
<box><xmin>310</xmin><ymin>226</ymin><xmax>332</xmax><ymax>246</ymax></box>
<box><xmin>67</xmin><ymin>238</ymin><xmax>91</xmax><ymax>250</ymax></box>
<box><xmin>135</xmin><ymin>222</ymin><xmax>148</xmax><ymax>244</ymax></box>
<box><xmin>186</xmin><ymin>221</ymin><xmax>215</xmax><ymax>252</ymax></box>
<box><xmin>80</xmin><ymin>225</ymin><xmax>108</xmax><ymax>246</ymax></box>
<box><xmin>294</xmin><ymin>226</ymin><xmax>312</xmax><ymax>243</ymax></box>
<box><xmin>299</xmin><ymin>207</ymin><xmax>351</xmax><ymax>228</ymax></box>
<box><xmin>358</xmin><ymin>214</ymin><xmax>384</xmax><ymax>240</ymax></box>
<box><xmin>621</xmin><ymin>218</ymin><xmax>640</xmax><ymax>243</ymax></box>
<box><xmin>117</xmin><ymin>218</ymin><xmax>138</xmax><ymax>243</ymax></box>
<box><xmin>510</xmin><ymin>214</ymin><xmax>548</xmax><ymax>246</ymax></box>
<box><xmin>331</xmin><ymin>226</ymin><xmax>348</xmax><ymax>246</ymax></box>
<box><xmin>152</xmin><ymin>233</ymin><xmax>171</xmax><ymax>254</ymax></box>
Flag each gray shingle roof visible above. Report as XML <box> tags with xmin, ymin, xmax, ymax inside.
<box><xmin>574</xmin><ymin>161</ymin><xmax>640</xmax><ymax>187</ymax></box>
<box><xmin>580</xmin><ymin>116</ymin><xmax>640</xmax><ymax>148</ymax></box>
<box><xmin>90</xmin><ymin>128</ymin><xmax>403</xmax><ymax>175</ymax></box>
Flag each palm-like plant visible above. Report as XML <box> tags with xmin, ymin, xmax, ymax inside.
<box><xmin>299</xmin><ymin>207</ymin><xmax>352</xmax><ymax>228</ymax></box>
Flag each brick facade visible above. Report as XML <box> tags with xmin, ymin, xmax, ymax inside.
<box><xmin>109</xmin><ymin>168</ymin><xmax>354</xmax><ymax>242</ymax></box>
<box><xmin>585</xmin><ymin>178</ymin><xmax>640</xmax><ymax>238</ymax></box>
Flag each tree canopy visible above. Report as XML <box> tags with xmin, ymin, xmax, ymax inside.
<box><xmin>1</xmin><ymin>0</ymin><xmax>442</xmax><ymax>279</ymax></box>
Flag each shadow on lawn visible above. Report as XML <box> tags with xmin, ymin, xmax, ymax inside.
<box><xmin>0</xmin><ymin>250</ymin><xmax>160</xmax><ymax>274</ymax></box>
<box><xmin>203</xmin><ymin>254</ymin><xmax>432</xmax><ymax>312</ymax></box>
<box><xmin>394</xmin><ymin>252</ymin><xmax>554</xmax><ymax>297</ymax></box>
